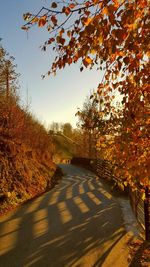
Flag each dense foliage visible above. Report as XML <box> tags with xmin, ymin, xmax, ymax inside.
<box><xmin>22</xmin><ymin>0</ymin><xmax>150</xmax><ymax>191</ymax></box>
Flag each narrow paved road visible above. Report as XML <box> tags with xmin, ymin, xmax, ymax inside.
<box><xmin>0</xmin><ymin>164</ymin><xmax>129</xmax><ymax>267</ymax></box>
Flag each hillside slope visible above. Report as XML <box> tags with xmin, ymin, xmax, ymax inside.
<box><xmin>52</xmin><ymin>133</ymin><xmax>76</xmax><ymax>163</ymax></box>
<box><xmin>0</xmin><ymin>95</ymin><xmax>57</xmax><ymax>215</ymax></box>
<box><xmin>0</xmin><ymin>44</ymin><xmax>60</xmax><ymax>215</ymax></box>
<box><xmin>0</xmin><ymin>136</ymin><xmax>57</xmax><ymax>214</ymax></box>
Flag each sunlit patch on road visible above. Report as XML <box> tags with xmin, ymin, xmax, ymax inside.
<box><xmin>88</xmin><ymin>181</ymin><xmax>95</xmax><ymax>190</ymax></box>
<box><xmin>79</xmin><ymin>184</ymin><xmax>85</xmax><ymax>194</ymax></box>
<box><xmin>87</xmin><ymin>192</ymin><xmax>102</xmax><ymax>205</ymax></box>
<box><xmin>57</xmin><ymin>201</ymin><xmax>72</xmax><ymax>224</ymax></box>
<box><xmin>26</xmin><ymin>197</ymin><xmax>44</xmax><ymax>214</ymax></box>
<box><xmin>74</xmin><ymin>196</ymin><xmax>90</xmax><ymax>213</ymax></box>
<box><xmin>33</xmin><ymin>209</ymin><xmax>48</xmax><ymax>238</ymax></box>
<box><xmin>49</xmin><ymin>190</ymin><xmax>60</xmax><ymax>205</ymax></box>
<box><xmin>98</xmin><ymin>188</ymin><xmax>112</xmax><ymax>200</ymax></box>
<box><xmin>0</xmin><ymin>218</ymin><xmax>20</xmax><ymax>254</ymax></box>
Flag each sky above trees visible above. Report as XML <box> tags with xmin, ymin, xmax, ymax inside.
<box><xmin>0</xmin><ymin>0</ymin><xmax>103</xmax><ymax>127</ymax></box>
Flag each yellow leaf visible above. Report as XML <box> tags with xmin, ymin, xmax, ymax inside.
<box><xmin>67</xmin><ymin>30</ymin><xmax>71</xmax><ymax>37</ymax></box>
<box><xmin>146</xmin><ymin>51</ymin><xmax>150</xmax><ymax>57</ymax></box>
<box><xmin>141</xmin><ymin>192</ymin><xmax>145</xmax><ymax>201</ymax></box>
<box><xmin>98</xmin><ymin>36</ymin><xmax>103</xmax><ymax>44</ymax></box>
<box><xmin>23</xmin><ymin>13</ymin><xmax>31</xmax><ymax>21</ymax></box>
<box><xmin>124</xmin><ymin>181</ymin><xmax>128</xmax><ymax>187</ymax></box>
<box><xmin>31</xmin><ymin>17</ymin><xmax>39</xmax><ymax>24</ymax></box>
<box><xmin>91</xmin><ymin>49</ymin><xmax>96</xmax><ymax>54</ymax></box>
<box><xmin>119</xmin><ymin>182</ymin><xmax>124</xmax><ymax>191</ymax></box>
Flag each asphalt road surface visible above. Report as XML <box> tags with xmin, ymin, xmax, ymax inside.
<box><xmin>0</xmin><ymin>164</ymin><xmax>130</xmax><ymax>267</ymax></box>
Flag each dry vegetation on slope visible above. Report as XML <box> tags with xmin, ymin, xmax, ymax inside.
<box><xmin>0</xmin><ymin>45</ymin><xmax>58</xmax><ymax>214</ymax></box>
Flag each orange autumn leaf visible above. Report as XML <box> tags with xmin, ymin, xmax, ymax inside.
<box><xmin>102</xmin><ymin>7</ymin><xmax>108</xmax><ymax>16</ymax></box>
<box><xmin>69</xmin><ymin>3</ymin><xmax>76</xmax><ymax>9</ymax></box>
<box><xmin>83</xmin><ymin>56</ymin><xmax>93</xmax><ymax>67</ymax></box>
<box><xmin>38</xmin><ymin>16</ymin><xmax>47</xmax><ymax>27</ymax></box>
<box><xmin>84</xmin><ymin>17</ymin><xmax>92</xmax><ymax>26</ymax></box>
<box><xmin>63</xmin><ymin>7</ymin><xmax>71</xmax><ymax>16</ymax></box>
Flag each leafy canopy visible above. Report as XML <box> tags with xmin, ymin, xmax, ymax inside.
<box><xmin>22</xmin><ymin>0</ymin><xmax>150</xmax><ymax>190</ymax></box>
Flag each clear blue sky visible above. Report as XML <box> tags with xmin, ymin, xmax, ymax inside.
<box><xmin>0</xmin><ymin>0</ymin><xmax>103</xmax><ymax>128</ymax></box>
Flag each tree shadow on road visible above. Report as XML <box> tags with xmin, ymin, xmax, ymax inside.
<box><xmin>0</xmin><ymin>167</ymin><xmax>128</xmax><ymax>267</ymax></box>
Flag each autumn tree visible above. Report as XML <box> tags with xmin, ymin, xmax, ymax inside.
<box><xmin>0</xmin><ymin>43</ymin><xmax>21</xmax><ymax>137</ymax></box>
<box><xmin>0</xmin><ymin>44</ymin><xmax>54</xmax><ymax>161</ymax></box>
<box><xmin>0</xmin><ymin>43</ymin><xmax>19</xmax><ymax>99</ymax></box>
<box><xmin>0</xmin><ymin>45</ymin><xmax>6</xmax><ymax>94</ymax></box>
<box><xmin>76</xmin><ymin>95</ymin><xmax>99</xmax><ymax>158</ymax></box>
<box><xmin>22</xmin><ymin>0</ymin><xmax>150</xmax><ymax>190</ymax></box>
<box><xmin>62</xmin><ymin>122</ymin><xmax>72</xmax><ymax>137</ymax></box>
<box><xmin>49</xmin><ymin>121</ymin><xmax>61</xmax><ymax>133</ymax></box>
<box><xmin>49</xmin><ymin>122</ymin><xmax>73</xmax><ymax>137</ymax></box>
